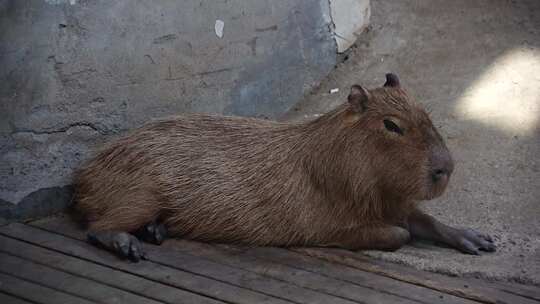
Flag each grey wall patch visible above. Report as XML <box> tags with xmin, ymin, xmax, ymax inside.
<box><xmin>44</xmin><ymin>0</ymin><xmax>78</xmax><ymax>5</ymax></box>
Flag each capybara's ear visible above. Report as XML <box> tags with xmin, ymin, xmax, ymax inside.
<box><xmin>348</xmin><ymin>85</ymin><xmax>370</xmax><ymax>112</ymax></box>
<box><xmin>383</xmin><ymin>73</ymin><xmax>400</xmax><ymax>87</ymax></box>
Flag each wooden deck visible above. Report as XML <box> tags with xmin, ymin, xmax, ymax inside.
<box><xmin>0</xmin><ymin>216</ymin><xmax>538</xmax><ymax>304</ymax></box>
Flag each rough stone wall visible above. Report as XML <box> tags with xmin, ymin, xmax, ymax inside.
<box><xmin>0</xmin><ymin>0</ymin><xmax>341</xmax><ymax>218</ymax></box>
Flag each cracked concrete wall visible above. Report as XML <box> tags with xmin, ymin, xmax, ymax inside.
<box><xmin>0</xmin><ymin>0</ymin><xmax>340</xmax><ymax>219</ymax></box>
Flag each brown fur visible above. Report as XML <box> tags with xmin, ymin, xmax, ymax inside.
<box><xmin>75</xmin><ymin>82</ymin><xmax>450</xmax><ymax>249</ymax></box>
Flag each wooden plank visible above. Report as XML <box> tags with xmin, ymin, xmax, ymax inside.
<box><xmin>163</xmin><ymin>239</ymin><xmax>457</xmax><ymax>304</ymax></box>
<box><xmin>0</xmin><ymin>292</ymin><xmax>34</xmax><ymax>304</ymax></box>
<box><xmin>188</xmin><ymin>242</ymin><xmax>480</xmax><ymax>304</ymax></box>
<box><xmin>496</xmin><ymin>282</ymin><xmax>540</xmax><ymax>302</ymax></box>
<box><xmin>296</xmin><ymin>248</ymin><xmax>539</xmax><ymax>304</ymax></box>
<box><xmin>29</xmin><ymin>220</ymin><xmax>363</xmax><ymax>304</ymax></box>
<box><xmin>0</xmin><ymin>223</ymin><xmax>310</xmax><ymax>304</ymax></box>
<box><xmin>0</xmin><ymin>218</ymin><xmax>9</xmax><ymax>227</ymax></box>
<box><xmin>0</xmin><ymin>235</ymin><xmax>223</xmax><ymax>304</ymax></box>
<box><xmin>0</xmin><ymin>271</ymin><xmax>96</xmax><ymax>304</ymax></box>
<box><xmin>0</xmin><ymin>252</ymin><xmax>164</xmax><ymax>304</ymax></box>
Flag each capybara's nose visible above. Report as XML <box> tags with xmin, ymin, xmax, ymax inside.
<box><xmin>430</xmin><ymin>146</ymin><xmax>454</xmax><ymax>182</ymax></box>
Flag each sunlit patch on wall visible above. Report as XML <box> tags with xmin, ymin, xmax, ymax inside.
<box><xmin>455</xmin><ymin>48</ymin><xmax>540</xmax><ymax>135</ymax></box>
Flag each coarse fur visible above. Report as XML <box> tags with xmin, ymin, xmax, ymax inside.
<box><xmin>75</xmin><ymin>77</ymin><xmax>452</xmax><ymax>249</ymax></box>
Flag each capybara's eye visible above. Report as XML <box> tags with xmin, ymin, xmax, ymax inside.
<box><xmin>383</xmin><ymin>119</ymin><xmax>404</xmax><ymax>135</ymax></box>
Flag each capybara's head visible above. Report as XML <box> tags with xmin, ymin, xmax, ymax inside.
<box><xmin>341</xmin><ymin>73</ymin><xmax>454</xmax><ymax>201</ymax></box>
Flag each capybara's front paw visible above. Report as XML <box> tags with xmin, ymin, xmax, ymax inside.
<box><xmin>113</xmin><ymin>233</ymin><xmax>147</xmax><ymax>262</ymax></box>
<box><xmin>451</xmin><ymin>228</ymin><xmax>496</xmax><ymax>255</ymax></box>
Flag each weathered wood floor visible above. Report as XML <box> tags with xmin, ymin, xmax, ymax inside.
<box><xmin>0</xmin><ymin>216</ymin><xmax>538</xmax><ymax>304</ymax></box>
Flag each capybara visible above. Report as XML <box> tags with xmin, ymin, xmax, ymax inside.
<box><xmin>75</xmin><ymin>73</ymin><xmax>495</xmax><ymax>261</ymax></box>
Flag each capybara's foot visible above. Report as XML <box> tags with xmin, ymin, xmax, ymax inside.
<box><xmin>449</xmin><ymin>228</ymin><xmax>496</xmax><ymax>255</ymax></box>
<box><xmin>87</xmin><ymin>231</ymin><xmax>147</xmax><ymax>262</ymax></box>
<box><xmin>135</xmin><ymin>220</ymin><xmax>168</xmax><ymax>245</ymax></box>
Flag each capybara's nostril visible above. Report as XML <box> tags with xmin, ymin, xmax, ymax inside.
<box><xmin>432</xmin><ymin>168</ymin><xmax>448</xmax><ymax>182</ymax></box>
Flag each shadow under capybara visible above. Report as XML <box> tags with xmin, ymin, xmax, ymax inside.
<box><xmin>74</xmin><ymin>73</ymin><xmax>495</xmax><ymax>261</ymax></box>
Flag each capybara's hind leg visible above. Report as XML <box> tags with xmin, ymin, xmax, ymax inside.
<box><xmin>85</xmin><ymin>198</ymin><xmax>161</xmax><ymax>261</ymax></box>
<box><xmin>135</xmin><ymin>220</ymin><xmax>168</xmax><ymax>245</ymax></box>
<box><xmin>87</xmin><ymin>230</ymin><xmax>147</xmax><ymax>262</ymax></box>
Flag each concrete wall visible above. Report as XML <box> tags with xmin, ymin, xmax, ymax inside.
<box><xmin>0</xmin><ymin>0</ymin><xmax>360</xmax><ymax>219</ymax></box>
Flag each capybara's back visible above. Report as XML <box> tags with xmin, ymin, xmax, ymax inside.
<box><xmin>76</xmin><ymin>114</ymin><xmax>324</xmax><ymax>246</ymax></box>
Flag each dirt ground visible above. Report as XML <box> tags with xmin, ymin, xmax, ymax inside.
<box><xmin>283</xmin><ymin>0</ymin><xmax>540</xmax><ymax>285</ymax></box>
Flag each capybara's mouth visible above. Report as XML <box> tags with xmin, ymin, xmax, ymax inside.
<box><xmin>424</xmin><ymin>174</ymin><xmax>450</xmax><ymax>200</ymax></box>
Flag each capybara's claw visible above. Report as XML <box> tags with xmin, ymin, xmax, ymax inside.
<box><xmin>453</xmin><ymin>228</ymin><xmax>496</xmax><ymax>254</ymax></box>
